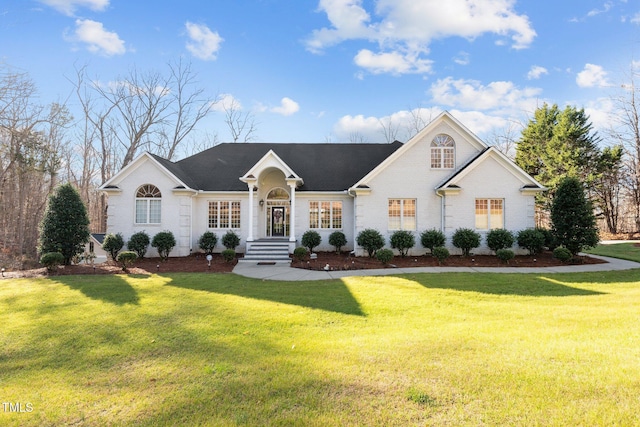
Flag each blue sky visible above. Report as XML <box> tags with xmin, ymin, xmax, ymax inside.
<box><xmin>2</xmin><ymin>0</ymin><xmax>639</xmax><ymax>150</ymax></box>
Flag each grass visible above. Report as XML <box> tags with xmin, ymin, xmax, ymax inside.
<box><xmin>2</xmin><ymin>269</ymin><xmax>640</xmax><ymax>426</ymax></box>
<box><xmin>586</xmin><ymin>242</ymin><xmax>640</xmax><ymax>263</ymax></box>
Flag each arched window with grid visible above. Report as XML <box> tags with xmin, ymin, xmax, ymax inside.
<box><xmin>135</xmin><ymin>184</ymin><xmax>162</xmax><ymax>224</ymax></box>
<box><xmin>430</xmin><ymin>134</ymin><xmax>455</xmax><ymax>169</ymax></box>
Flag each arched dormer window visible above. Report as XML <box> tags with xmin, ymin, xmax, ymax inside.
<box><xmin>135</xmin><ymin>184</ymin><xmax>161</xmax><ymax>224</ymax></box>
<box><xmin>431</xmin><ymin>134</ymin><xmax>455</xmax><ymax>169</ymax></box>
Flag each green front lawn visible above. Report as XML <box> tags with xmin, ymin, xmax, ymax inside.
<box><xmin>586</xmin><ymin>242</ymin><xmax>640</xmax><ymax>263</ymax></box>
<box><xmin>2</xmin><ymin>270</ymin><xmax>639</xmax><ymax>426</ymax></box>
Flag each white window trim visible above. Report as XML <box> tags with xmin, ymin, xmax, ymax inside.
<box><xmin>388</xmin><ymin>198</ymin><xmax>417</xmax><ymax>231</ymax></box>
<box><xmin>475</xmin><ymin>198</ymin><xmax>504</xmax><ymax>230</ymax></box>
<box><xmin>309</xmin><ymin>201</ymin><xmax>343</xmax><ymax>229</ymax></box>
<box><xmin>430</xmin><ymin>134</ymin><xmax>455</xmax><ymax>169</ymax></box>
<box><xmin>208</xmin><ymin>200</ymin><xmax>241</xmax><ymax>229</ymax></box>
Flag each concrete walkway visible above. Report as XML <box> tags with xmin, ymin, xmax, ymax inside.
<box><xmin>232</xmin><ymin>254</ymin><xmax>640</xmax><ymax>281</ymax></box>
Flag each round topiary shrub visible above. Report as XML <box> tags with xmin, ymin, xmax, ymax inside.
<box><xmin>40</xmin><ymin>252</ymin><xmax>64</xmax><ymax>272</ymax></box>
<box><xmin>486</xmin><ymin>229</ymin><xmax>514</xmax><ymax>253</ymax></box>
<box><xmin>452</xmin><ymin>228</ymin><xmax>481</xmax><ymax>257</ymax></box>
<box><xmin>390</xmin><ymin>230</ymin><xmax>415</xmax><ymax>257</ymax></box>
<box><xmin>293</xmin><ymin>246</ymin><xmax>308</xmax><ymax>261</ymax></box>
<box><xmin>127</xmin><ymin>231</ymin><xmax>150</xmax><ymax>259</ymax></box>
<box><xmin>517</xmin><ymin>228</ymin><xmax>545</xmax><ymax>255</ymax></box>
<box><xmin>222</xmin><ymin>230</ymin><xmax>240</xmax><ymax>250</ymax></box>
<box><xmin>198</xmin><ymin>231</ymin><xmax>218</xmax><ymax>255</ymax></box>
<box><xmin>102</xmin><ymin>232</ymin><xmax>124</xmax><ymax>261</ymax></box>
<box><xmin>496</xmin><ymin>248</ymin><xmax>515</xmax><ymax>264</ymax></box>
<box><xmin>553</xmin><ymin>247</ymin><xmax>572</xmax><ymax>263</ymax></box>
<box><xmin>116</xmin><ymin>251</ymin><xmax>138</xmax><ymax>271</ymax></box>
<box><xmin>420</xmin><ymin>229</ymin><xmax>446</xmax><ymax>253</ymax></box>
<box><xmin>537</xmin><ymin>227</ymin><xmax>559</xmax><ymax>251</ymax></box>
<box><xmin>152</xmin><ymin>231</ymin><xmax>176</xmax><ymax>261</ymax></box>
<box><xmin>432</xmin><ymin>246</ymin><xmax>450</xmax><ymax>265</ymax></box>
<box><xmin>356</xmin><ymin>228</ymin><xmax>385</xmax><ymax>258</ymax></box>
<box><xmin>376</xmin><ymin>248</ymin><xmax>394</xmax><ymax>265</ymax></box>
<box><xmin>301</xmin><ymin>230</ymin><xmax>322</xmax><ymax>253</ymax></box>
<box><xmin>221</xmin><ymin>249</ymin><xmax>236</xmax><ymax>263</ymax></box>
<box><xmin>328</xmin><ymin>231</ymin><xmax>347</xmax><ymax>253</ymax></box>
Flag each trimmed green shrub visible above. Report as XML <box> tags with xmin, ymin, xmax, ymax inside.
<box><xmin>102</xmin><ymin>233</ymin><xmax>124</xmax><ymax>261</ymax></box>
<box><xmin>356</xmin><ymin>228</ymin><xmax>385</xmax><ymax>258</ymax></box>
<box><xmin>116</xmin><ymin>251</ymin><xmax>138</xmax><ymax>271</ymax></box>
<box><xmin>537</xmin><ymin>227</ymin><xmax>559</xmax><ymax>251</ymax></box>
<box><xmin>452</xmin><ymin>228</ymin><xmax>481</xmax><ymax>256</ymax></box>
<box><xmin>301</xmin><ymin>230</ymin><xmax>322</xmax><ymax>253</ymax></box>
<box><xmin>420</xmin><ymin>229</ymin><xmax>446</xmax><ymax>253</ymax></box>
<box><xmin>496</xmin><ymin>249</ymin><xmax>515</xmax><ymax>264</ymax></box>
<box><xmin>517</xmin><ymin>228</ymin><xmax>546</xmax><ymax>255</ymax></box>
<box><xmin>152</xmin><ymin>231</ymin><xmax>176</xmax><ymax>261</ymax></box>
<box><xmin>127</xmin><ymin>231</ymin><xmax>150</xmax><ymax>259</ymax></box>
<box><xmin>390</xmin><ymin>230</ymin><xmax>415</xmax><ymax>257</ymax></box>
<box><xmin>40</xmin><ymin>252</ymin><xmax>64</xmax><ymax>272</ymax></box>
<box><xmin>432</xmin><ymin>246</ymin><xmax>449</xmax><ymax>265</ymax></box>
<box><xmin>221</xmin><ymin>249</ymin><xmax>236</xmax><ymax>263</ymax></box>
<box><xmin>293</xmin><ymin>246</ymin><xmax>308</xmax><ymax>261</ymax></box>
<box><xmin>486</xmin><ymin>229</ymin><xmax>514</xmax><ymax>253</ymax></box>
<box><xmin>553</xmin><ymin>247</ymin><xmax>572</xmax><ymax>263</ymax></box>
<box><xmin>376</xmin><ymin>248</ymin><xmax>394</xmax><ymax>265</ymax></box>
<box><xmin>198</xmin><ymin>231</ymin><xmax>218</xmax><ymax>255</ymax></box>
<box><xmin>222</xmin><ymin>230</ymin><xmax>240</xmax><ymax>250</ymax></box>
<box><xmin>328</xmin><ymin>231</ymin><xmax>347</xmax><ymax>253</ymax></box>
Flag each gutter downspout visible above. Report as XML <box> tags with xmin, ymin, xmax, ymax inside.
<box><xmin>347</xmin><ymin>188</ymin><xmax>357</xmax><ymax>254</ymax></box>
<box><xmin>436</xmin><ymin>189</ymin><xmax>445</xmax><ymax>233</ymax></box>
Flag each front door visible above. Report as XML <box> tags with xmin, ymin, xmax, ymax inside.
<box><xmin>271</xmin><ymin>206</ymin><xmax>285</xmax><ymax>237</ymax></box>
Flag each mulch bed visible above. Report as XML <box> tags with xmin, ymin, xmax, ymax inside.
<box><xmin>291</xmin><ymin>250</ymin><xmax>606</xmax><ymax>271</ymax></box>
<box><xmin>2</xmin><ymin>250</ymin><xmax>606</xmax><ymax>278</ymax></box>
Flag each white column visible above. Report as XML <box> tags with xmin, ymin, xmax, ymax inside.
<box><xmin>289</xmin><ymin>182</ymin><xmax>296</xmax><ymax>242</ymax></box>
<box><xmin>247</xmin><ymin>184</ymin><xmax>254</xmax><ymax>242</ymax></box>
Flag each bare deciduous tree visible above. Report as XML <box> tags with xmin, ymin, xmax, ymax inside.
<box><xmin>223</xmin><ymin>97</ymin><xmax>258</xmax><ymax>142</ymax></box>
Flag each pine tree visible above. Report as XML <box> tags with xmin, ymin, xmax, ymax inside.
<box><xmin>38</xmin><ymin>183</ymin><xmax>90</xmax><ymax>265</ymax></box>
<box><xmin>516</xmin><ymin>103</ymin><xmax>601</xmax><ymax>211</ymax></box>
<box><xmin>550</xmin><ymin>177</ymin><xmax>599</xmax><ymax>255</ymax></box>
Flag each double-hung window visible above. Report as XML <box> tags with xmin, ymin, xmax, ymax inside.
<box><xmin>135</xmin><ymin>184</ymin><xmax>162</xmax><ymax>224</ymax></box>
<box><xmin>208</xmin><ymin>201</ymin><xmax>241</xmax><ymax>229</ymax></box>
<box><xmin>475</xmin><ymin>199</ymin><xmax>504</xmax><ymax>229</ymax></box>
<box><xmin>388</xmin><ymin>199</ymin><xmax>416</xmax><ymax>230</ymax></box>
<box><xmin>309</xmin><ymin>201</ymin><xmax>342</xmax><ymax>229</ymax></box>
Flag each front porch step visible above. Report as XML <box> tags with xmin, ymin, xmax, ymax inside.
<box><xmin>240</xmin><ymin>240</ymin><xmax>292</xmax><ymax>263</ymax></box>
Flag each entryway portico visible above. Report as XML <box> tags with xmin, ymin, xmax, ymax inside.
<box><xmin>240</xmin><ymin>150</ymin><xmax>303</xmax><ymax>252</ymax></box>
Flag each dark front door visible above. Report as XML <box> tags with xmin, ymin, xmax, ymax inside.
<box><xmin>271</xmin><ymin>206</ymin><xmax>285</xmax><ymax>237</ymax></box>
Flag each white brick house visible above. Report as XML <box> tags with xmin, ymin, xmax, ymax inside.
<box><xmin>100</xmin><ymin>111</ymin><xmax>545</xmax><ymax>258</ymax></box>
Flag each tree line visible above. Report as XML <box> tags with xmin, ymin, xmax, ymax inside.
<box><xmin>0</xmin><ymin>60</ymin><xmax>257</xmax><ymax>263</ymax></box>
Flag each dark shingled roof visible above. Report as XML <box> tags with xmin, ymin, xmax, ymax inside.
<box><xmin>152</xmin><ymin>142</ymin><xmax>404</xmax><ymax>192</ymax></box>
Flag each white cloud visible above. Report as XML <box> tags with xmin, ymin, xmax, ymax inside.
<box><xmin>38</xmin><ymin>0</ymin><xmax>108</xmax><ymax>16</ymax></box>
<box><xmin>185</xmin><ymin>22</ymin><xmax>223</xmax><ymax>61</ymax></box>
<box><xmin>453</xmin><ymin>51</ymin><xmax>470</xmax><ymax>66</ymax></box>
<box><xmin>354</xmin><ymin>49</ymin><xmax>432</xmax><ymax>74</ymax></box>
<box><xmin>211</xmin><ymin>94</ymin><xmax>241</xmax><ymax>112</ymax></box>
<box><xmin>306</xmin><ymin>0</ymin><xmax>536</xmax><ymax>75</ymax></box>
<box><xmin>331</xmin><ymin>107</ymin><xmax>508</xmax><ymax>142</ymax></box>
<box><xmin>70</xmin><ymin>19</ymin><xmax>125</xmax><ymax>56</ymax></box>
<box><xmin>576</xmin><ymin>63</ymin><xmax>610</xmax><ymax>88</ymax></box>
<box><xmin>270</xmin><ymin>97</ymin><xmax>300</xmax><ymax>116</ymax></box>
<box><xmin>527</xmin><ymin>65</ymin><xmax>548</xmax><ymax>80</ymax></box>
<box><xmin>429</xmin><ymin>77</ymin><xmax>542</xmax><ymax>113</ymax></box>
<box><xmin>587</xmin><ymin>2</ymin><xmax>613</xmax><ymax>17</ymax></box>
<box><xmin>632</xmin><ymin>12</ymin><xmax>640</xmax><ymax>24</ymax></box>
